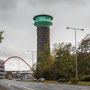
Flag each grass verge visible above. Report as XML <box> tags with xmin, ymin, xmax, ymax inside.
<box><xmin>77</xmin><ymin>81</ymin><xmax>90</xmax><ymax>86</ymax></box>
<box><xmin>17</xmin><ymin>80</ymin><xmax>69</xmax><ymax>84</ymax></box>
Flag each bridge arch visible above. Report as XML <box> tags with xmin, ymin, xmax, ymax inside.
<box><xmin>0</xmin><ymin>56</ymin><xmax>35</xmax><ymax>72</ymax></box>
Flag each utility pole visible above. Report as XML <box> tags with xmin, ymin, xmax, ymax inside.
<box><xmin>66</xmin><ymin>27</ymin><xmax>84</xmax><ymax>78</ymax></box>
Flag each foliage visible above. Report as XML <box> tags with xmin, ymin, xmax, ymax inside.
<box><xmin>80</xmin><ymin>75</ymin><xmax>90</xmax><ymax>81</ymax></box>
<box><xmin>77</xmin><ymin>34</ymin><xmax>90</xmax><ymax>77</ymax></box>
<box><xmin>0</xmin><ymin>31</ymin><xmax>4</xmax><ymax>43</ymax></box>
<box><xmin>78</xmin><ymin>34</ymin><xmax>90</xmax><ymax>53</ymax></box>
<box><xmin>34</xmin><ymin>45</ymin><xmax>54</xmax><ymax>80</ymax></box>
<box><xmin>53</xmin><ymin>43</ymin><xmax>76</xmax><ymax>80</ymax></box>
<box><xmin>70</xmin><ymin>78</ymin><xmax>79</xmax><ymax>84</ymax></box>
<box><xmin>35</xmin><ymin>34</ymin><xmax>90</xmax><ymax>80</ymax></box>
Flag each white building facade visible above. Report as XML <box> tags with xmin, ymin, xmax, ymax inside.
<box><xmin>0</xmin><ymin>60</ymin><xmax>6</xmax><ymax>79</ymax></box>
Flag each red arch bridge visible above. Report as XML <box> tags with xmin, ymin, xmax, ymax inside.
<box><xmin>0</xmin><ymin>56</ymin><xmax>35</xmax><ymax>72</ymax></box>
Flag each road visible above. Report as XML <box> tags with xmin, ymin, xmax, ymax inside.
<box><xmin>0</xmin><ymin>79</ymin><xmax>90</xmax><ymax>90</ymax></box>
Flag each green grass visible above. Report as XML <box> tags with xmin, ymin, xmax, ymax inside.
<box><xmin>17</xmin><ymin>80</ymin><xmax>90</xmax><ymax>86</ymax></box>
<box><xmin>77</xmin><ymin>81</ymin><xmax>90</xmax><ymax>85</ymax></box>
<box><xmin>17</xmin><ymin>80</ymin><xmax>45</xmax><ymax>83</ymax></box>
<box><xmin>46</xmin><ymin>81</ymin><xmax>68</xmax><ymax>84</ymax></box>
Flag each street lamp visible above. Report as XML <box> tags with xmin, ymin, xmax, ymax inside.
<box><xmin>27</xmin><ymin>50</ymin><xmax>36</xmax><ymax>68</ymax></box>
<box><xmin>66</xmin><ymin>27</ymin><xmax>84</xmax><ymax>78</ymax></box>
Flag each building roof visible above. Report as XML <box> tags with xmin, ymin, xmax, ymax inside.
<box><xmin>33</xmin><ymin>14</ymin><xmax>53</xmax><ymax>20</ymax></box>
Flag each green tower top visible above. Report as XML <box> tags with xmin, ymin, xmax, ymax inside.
<box><xmin>33</xmin><ymin>14</ymin><xmax>53</xmax><ymax>27</ymax></box>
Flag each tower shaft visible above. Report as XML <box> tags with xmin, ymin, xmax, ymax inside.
<box><xmin>37</xmin><ymin>26</ymin><xmax>50</xmax><ymax>60</ymax></box>
<box><xmin>33</xmin><ymin>14</ymin><xmax>53</xmax><ymax>61</ymax></box>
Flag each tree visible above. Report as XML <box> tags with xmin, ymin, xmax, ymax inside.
<box><xmin>77</xmin><ymin>34</ymin><xmax>90</xmax><ymax>77</ymax></box>
<box><xmin>0</xmin><ymin>31</ymin><xmax>4</xmax><ymax>43</ymax></box>
<box><xmin>78</xmin><ymin>34</ymin><xmax>90</xmax><ymax>53</ymax></box>
<box><xmin>34</xmin><ymin>34</ymin><xmax>90</xmax><ymax>80</ymax></box>
<box><xmin>34</xmin><ymin>45</ymin><xmax>54</xmax><ymax>80</ymax></box>
<box><xmin>53</xmin><ymin>43</ymin><xmax>76</xmax><ymax>80</ymax></box>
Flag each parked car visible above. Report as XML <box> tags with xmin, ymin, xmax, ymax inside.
<box><xmin>21</xmin><ymin>77</ymin><xmax>24</xmax><ymax>80</ymax></box>
<box><xmin>33</xmin><ymin>78</ymin><xmax>37</xmax><ymax>81</ymax></box>
<box><xmin>58</xmin><ymin>78</ymin><xmax>68</xmax><ymax>83</ymax></box>
<box><xmin>38</xmin><ymin>78</ymin><xmax>45</xmax><ymax>82</ymax></box>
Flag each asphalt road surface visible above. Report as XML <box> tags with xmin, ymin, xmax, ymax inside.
<box><xmin>0</xmin><ymin>79</ymin><xmax>90</xmax><ymax>90</ymax></box>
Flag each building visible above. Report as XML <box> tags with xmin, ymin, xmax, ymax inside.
<box><xmin>18</xmin><ymin>71</ymin><xmax>33</xmax><ymax>79</ymax></box>
<box><xmin>0</xmin><ymin>60</ymin><xmax>6</xmax><ymax>79</ymax></box>
<box><xmin>33</xmin><ymin>14</ymin><xmax>53</xmax><ymax>61</ymax></box>
<box><xmin>5</xmin><ymin>71</ymin><xmax>33</xmax><ymax>79</ymax></box>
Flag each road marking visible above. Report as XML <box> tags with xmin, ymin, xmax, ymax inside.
<box><xmin>22</xmin><ymin>86</ymin><xmax>35</xmax><ymax>90</ymax></box>
<box><xmin>76</xmin><ymin>86</ymin><xmax>88</xmax><ymax>90</ymax></box>
<box><xmin>8</xmin><ymin>84</ymin><xmax>11</xmax><ymax>87</ymax></box>
<box><xmin>61</xmin><ymin>85</ymin><xmax>67</xmax><ymax>86</ymax></box>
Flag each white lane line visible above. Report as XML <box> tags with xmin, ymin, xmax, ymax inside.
<box><xmin>22</xmin><ymin>86</ymin><xmax>35</xmax><ymax>90</ymax></box>
<box><xmin>76</xmin><ymin>86</ymin><xmax>89</xmax><ymax>90</ymax></box>
<box><xmin>8</xmin><ymin>84</ymin><xmax>11</xmax><ymax>87</ymax></box>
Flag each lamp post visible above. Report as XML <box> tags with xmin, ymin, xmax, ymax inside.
<box><xmin>66</xmin><ymin>27</ymin><xmax>84</xmax><ymax>78</ymax></box>
<box><xmin>27</xmin><ymin>50</ymin><xmax>36</xmax><ymax>68</ymax></box>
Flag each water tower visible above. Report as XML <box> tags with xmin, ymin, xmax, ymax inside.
<box><xmin>33</xmin><ymin>14</ymin><xmax>53</xmax><ymax>61</ymax></box>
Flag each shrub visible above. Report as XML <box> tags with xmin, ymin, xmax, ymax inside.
<box><xmin>80</xmin><ymin>75</ymin><xmax>90</xmax><ymax>81</ymax></box>
<box><xmin>70</xmin><ymin>78</ymin><xmax>79</xmax><ymax>84</ymax></box>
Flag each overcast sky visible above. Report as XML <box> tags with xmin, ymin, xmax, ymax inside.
<box><xmin>0</xmin><ymin>0</ymin><xmax>89</xmax><ymax>71</ymax></box>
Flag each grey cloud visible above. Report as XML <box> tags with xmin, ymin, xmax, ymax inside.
<box><xmin>66</xmin><ymin>0</ymin><xmax>89</xmax><ymax>6</ymax></box>
<box><xmin>0</xmin><ymin>0</ymin><xmax>17</xmax><ymax>10</ymax></box>
<box><xmin>0</xmin><ymin>0</ymin><xmax>89</xmax><ymax>71</ymax></box>
<box><xmin>0</xmin><ymin>0</ymin><xmax>18</xmax><ymax>22</ymax></box>
<box><xmin>26</xmin><ymin>0</ymin><xmax>59</xmax><ymax>7</ymax></box>
<box><xmin>0</xmin><ymin>0</ymin><xmax>88</xmax><ymax>11</ymax></box>
<box><xmin>39</xmin><ymin>0</ymin><xmax>59</xmax><ymax>3</ymax></box>
<box><xmin>26</xmin><ymin>0</ymin><xmax>89</xmax><ymax>8</ymax></box>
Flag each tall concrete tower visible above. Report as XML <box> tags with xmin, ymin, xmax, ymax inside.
<box><xmin>33</xmin><ymin>14</ymin><xmax>53</xmax><ymax>61</ymax></box>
